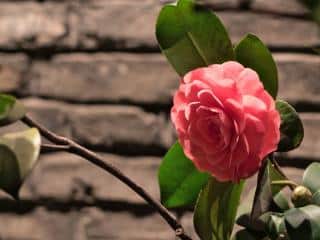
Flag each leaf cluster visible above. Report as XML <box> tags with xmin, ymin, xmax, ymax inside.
<box><xmin>156</xmin><ymin>0</ymin><xmax>306</xmax><ymax>239</ymax></box>
<box><xmin>0</xmin><ymin>94</ymin><xmax>41</xmax><ymax>198</ymax></box>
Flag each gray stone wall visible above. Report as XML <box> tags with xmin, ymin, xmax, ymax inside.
<box><xmin>0</xmin><ymin>0</ymin><xmax>319</xmax><ymax>239</ymax></box>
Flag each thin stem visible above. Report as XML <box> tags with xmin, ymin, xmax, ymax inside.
<box><xmin>41</xmin><ymin>143</ymin><xmax>70</xmax><ymax>153</ymax></box>
<box><xmin>22</xmin><ymin>116</ymin><xmax>69</xmax><ymax>145</ymax></box>
<box><xmin>270</xmin><ymin>156</ymin><xmax>295</xmax><ymax>191</ymax></box>
<box><xmin>271</xmin><ymin>180</ymin><xmax>299</xmax><ymax>189</ymax></box>
<box><xmin>22</xmin><ymin>115</ymin><xmax>192</xmax><ymax>240</ymax></box>
<box><xmin>270</xmin><ymin>157</ymin><xmax>286</xmax><ymax>178</ymax></box>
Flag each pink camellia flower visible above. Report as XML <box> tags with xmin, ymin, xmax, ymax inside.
<box><xmin>171</xmin><ymin>61</ymin><xmax>281</xmax><ymax>182</ymax></box>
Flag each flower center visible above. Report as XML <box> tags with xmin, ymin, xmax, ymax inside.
<box><xmin>207</xmin><ymin>120</ymin><xmax>221</xmax><ymax>143</ymax></box>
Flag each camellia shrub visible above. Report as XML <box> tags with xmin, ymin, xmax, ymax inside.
<box><xmin>0</xmin><ymin>0</ymin><xmax>319</xmax><ymax>239</ymax></box>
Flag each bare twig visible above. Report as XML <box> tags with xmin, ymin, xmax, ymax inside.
<box><xmin>22</xmin><ymin>115</ymin><xmax>192</xmax><ymax>240</ymax></box>
<box><xmin>41</xmin><ymin>143</ymin><xmax>70</xmax><ymax>153</ymax></box>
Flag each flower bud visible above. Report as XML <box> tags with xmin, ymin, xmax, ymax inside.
<box><xmin>291</xmin><ymin>185</ymin><xmax>312</xmax><ymax>207</ymax></box>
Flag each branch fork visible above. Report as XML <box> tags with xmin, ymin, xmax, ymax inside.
<box><xmin>22</xmin><ymin>115</ymin><xmax>192</xmax><ymax>240</ymax></box>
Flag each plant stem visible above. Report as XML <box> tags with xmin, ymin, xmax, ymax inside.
<box><xmin>271</xmin><ymin>180</ymin><xmax>299</xmax><ymax>189</ymax></box>
<box><xmin>41</xmin><ymin>143</ymin><xmax>70</xmax><ymax>153</ymax></box>
<box><xmin>270</xmin><ymin>156</ymin><xmax>295</xmax><ymax>190</ymax></box>
<box><xmin>22</xmin><ymin>115</ymin><xmax>192</xmax><ymax>240</ymax></box>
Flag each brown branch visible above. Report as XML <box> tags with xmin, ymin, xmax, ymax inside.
<box><xmin>22</xmin><ymin>115</ymin><xmax>192</xmax><ymax>240</ymax></box>
<box><xmin>41</xmin><ymin>143</ymin><xmax>70</xmax><ymax>153</ymax></box>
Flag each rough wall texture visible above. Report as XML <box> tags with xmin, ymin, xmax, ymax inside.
<box><xmin>0</xmin><ymin>0</ymin><xmax>319</xmax><ymax>239</ymax></box>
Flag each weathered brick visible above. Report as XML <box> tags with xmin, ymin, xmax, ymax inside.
<box><xmin>69</xmin><ymin>106</ymin><xmax>173</xmax><ymax>152</ymax></box>
<box><xmin>73</xmin><ymin>2</ymin><xmax>320</xmax><ymax>49</ymax></box>
<box><xmin>23</xmin><ymin>98</ymin><xmax>72</xmax><ymax>138</ymax></box>
<box><xmin>0</xmin><ymin>1</ymin><xmax>316</xmax><ymax>51</ymax></box>
<box><xmin>251</xmin><ymin>0</ymin><xmax>309</xmax><ymax>16</ymax></box>
<box><xmin>82</xmin><ymin>208</ymin><xmax>175</xmax><ymax>240</ymax></box>
<box><xmin>70</xmin><ymin>0</ymin><xmax>239</xmax><ymax>50</ymax></box>
<box><xmin>23</xmin><ymin>53</ymin><xmax>320</xmax><ymax>106</ymax></box>
<box><xmin>0</xmin><ymin>2</ymin><xmax>69</xmax><ymax>50</ymax></box>
<box><xmin>24</xmin><ymin>54</ymin><xmax>179</xmax><ymax>105</ymax></box>
<box><xmin>21</xmin><ymin>152</ymin><xmax>160</xmax><ymax>203</ymax></box>
<box><xmin>20</xmin><ymin>150</ymin><xmax>310</xmax><ymax>204</ymax></box>
<box><xmin>23</xmin><ymin>98</ymin><xmax>174</xmax><ymax>153</ymax></box>
<box><xmin>0</xmin><ymin>54</ymin><xmax>28</xmax><ymax>93</ymax></box>
<box><xmin>0</xmin><ymin>167</ymin><xmax>306</xmax><ymax>240</ymax></box>
<box><xmin>70</xmin><ymin>0</ymin><xmax>159</xmax><ymax>50</ymax></box>
<box><xmin>277</xmin><ymin>54</ymin><xmax>320</xmax><ymax>105</ymax></box>
<box><xmin>218</xmin><ymin>12</ymin><xmax>319</xmax><ymax>48</ymax></box>
<box><xmin>0</xmin><ymin>208</ymin><xmax>175</xmax><ymax>240</ymax></box>
<box><xmin>0</xmin><ymin>209</ymin><xmax>50</xmax><ymax>240</ymax></box>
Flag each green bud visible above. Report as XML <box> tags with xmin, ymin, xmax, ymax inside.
<box><xmin>291</xmin><ymin>185</ymin><xmax>312</xmax><ymax>207</ymax></box>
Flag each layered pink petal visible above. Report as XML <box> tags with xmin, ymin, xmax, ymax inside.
<box><xmin>260</xmin><ymin>109</ymin><xmax>281</xmax><ymax>158</ymax></box>
<box><xmin>171</xmin><ymin>61</ymin><xmax>280</xmax><ymax>182</ymax></box>
<box><xmin>237</xmin><ymin>68</ymin><xmax>263</xmax><ymax>96</ymax></box>
<box><xmin>221</xmin><ymin>61</ymin><xmax>244</xmax><ymax>79</ymax></box>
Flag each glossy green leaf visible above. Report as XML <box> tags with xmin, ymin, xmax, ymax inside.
<box><xmin>302</xmin><ymin>162</ymin><xmax>320</xmax><ymax>193</ymax></box>
<box><xmin>194</xmin><ymin>177</ymin><xmax>244</xmax><ymax>240</ymax></box>
<box><xmin>266</xmin><ymin>214</ymin><xmax>287</xmax><ymax>240</ymax></box>
<box><xmin>0</xmin><ymin>94</ymin><xmax>26</xmax><ymax>126</ymax></box>
<box><xmin>156</xmin><ymin>0</ymin><xmax>234</xmax><ymax>76</ymax></box>
<box><xmin>276</xmin><ymin>100</ymin><xmax>304</xmax><ymax>152</ymax></box>
<box><xmin>158</xmin><ymin>142</ymin><xmax>209</xmax><ymax>208</ymax></box>
<box><xmin>273</xmin><ymin>191</ymin><xmax>291</xmax><ymax>211</ymax></box>
<box><xmin>0</xmin><ymin>145</ymin><xmax>21</xmax><ymax>197</ymax></box>
<box><xmin>235</xmin><ymin>34</ymin><xmax>278</xmax><ymax>98</ymax></box>
<box><xmin>312</xmin><ymin>190</ymin><xmax>320</xmax><ymax>206</ymax></box>
<box><xmin>285</xmin><ymin>205</ymin><xmax>320</xmax><ymax>240</ymax></box>
<box><xmin>0</xmin><ymin>128</ymin><xmax>41</xmax><ymax>198</ymax></box>
<box><xmin>251</xmin><ymin>159</ymin><xmax>287</xmax><ymax>220</ymax></box>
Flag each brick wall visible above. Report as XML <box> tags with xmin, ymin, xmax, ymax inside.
<box><xmin>0</xmin><ymin>0</ymin><xmax>319</xmax><ymax>239</ymax></box>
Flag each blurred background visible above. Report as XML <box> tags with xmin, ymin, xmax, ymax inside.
<box><xmin>0</xmin><ymin>0</ymin><xmax>319</xmax><ymax>239</ymax></box>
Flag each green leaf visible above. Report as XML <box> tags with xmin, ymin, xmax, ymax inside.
<box><xmin>0</xmin><ymin>128</ymin><xmax>41</xmax><ymax>198</ymax></box>
<box><xmin>194</xmin><ymin>177</ymin><xmax>244</xmax><ymax>240</ymax></box>
<box><xmin>273</xmin><ymin>191</ymin><xmax>291</xmax><ymax>211</ymax></box>
<box><xmin>266</xmin><ymin>213</ymin><xmax>287</xmax><ymax>240</ymax></box>
<box><xmin>276</xmin><ymin>100</ymin><xmax>304</xmax><ymax>152</ymax></box>
<box><xmin>156</xmin><ymin>0</ymin><xmax>234</xmax><ymax>76</ymax></box>
<box><xmin>158</xmin><ymin>142</ymin><xmax>209</xmax><ymax>208</ymax></box>
<box><xmin>312</xmin><ymin>190</ymin><xmax>320</xmax><ymax>206</ymax></box>
<box><xmin>0</xmin><ymin>94</ymin><xmax>26</xmax><ymax>126</ymax></box>
<box><xmin>235</xmin><ymin>34</ymin><xmax>278</xmax><ymax>98</ymax></box>
<box><xmin>285</xmin><ymin>205</ymin><xmax>320</xmax><ymax>240</ymax></box>
<box><xmin>0</xmin><ymin>145</ymin><xmax>21</xmax><ymax>197</ymax></box>
<box><xmin>302</xmin><ymin>162</ymin><xmax>320</xmax><ymax>193</ymax></box>
<box><xmin>251</xmin><ymin>159</ymin><xmax>287</xmax><ymax>220</ymax></box>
